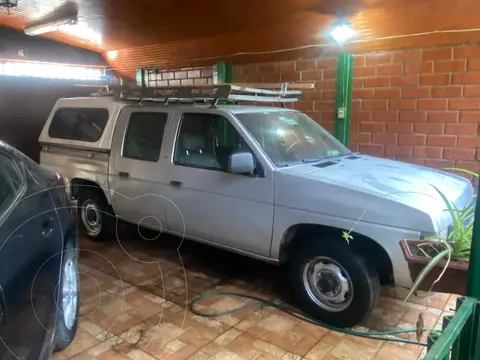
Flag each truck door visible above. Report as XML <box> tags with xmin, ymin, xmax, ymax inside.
<box><xmin>163</xmin><ymin>111</ymin><xmax>275</xmax><ymax>257</ymax></box>
<box><xmin>109</xmin><ymin>108</ymin><xmax>172</xmax><ymax>233</ymax></box>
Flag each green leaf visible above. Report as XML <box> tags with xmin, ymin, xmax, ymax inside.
<box><xmin>403</xmin><ymin>248</ymin><xmax>451</xmax><ymax>303</ymax></box>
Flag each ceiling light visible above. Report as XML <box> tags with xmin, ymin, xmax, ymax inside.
<box><xmin>330</xmin><ymin>21</ymin><xmax>355</xmax><ymax>44</ymax></box>
<box><xmin>106</xmin><ymin>50</ymin><xmax>118</xmax><ymax>60</ymax></box>
<box><xmin>24</xmin><ymin>15</ymin><xmax>78</xmax><ymax>36</ymax></box>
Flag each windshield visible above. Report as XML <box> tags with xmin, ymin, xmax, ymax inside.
<box><xmin>236</xmin><ymin>111</ymin><xmax>351</xmax><ymax>167</ymax></box>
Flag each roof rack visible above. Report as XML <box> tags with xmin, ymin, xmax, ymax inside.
<box><xmin>95</xmin><ymin>83</ymin><xmax>313</xmax><ymax>106</ymax></box>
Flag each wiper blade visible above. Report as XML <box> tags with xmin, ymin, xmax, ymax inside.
<box><xmin>301</xmin><ymin>158</ymin><xmax>323</xmax><ymax>163</ymax></box>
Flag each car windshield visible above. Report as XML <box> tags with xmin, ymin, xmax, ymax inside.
<box><xmin>236</xmin><ymin>110</ymin><xmax>352</xmax><ymax>167</ymax></box>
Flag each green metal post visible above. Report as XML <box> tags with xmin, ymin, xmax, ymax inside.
<box><xmin>213</xmin><ymin>59</ymin><xmax>233</xmax><ymax>84</ymax></box>
<box><xmin>466</xmin><ymin>176</ymin><xmax>480</xmax><ymax>300</ymax></box>
<box><xmin>334</xmin><ymin>53</ymin><xmax>354</xmax><ymax>146</ymax></box>
<box><xmin>136</xmin><ymin>68</ymin><xmax>146</xmax><ymax>88</ymax></box>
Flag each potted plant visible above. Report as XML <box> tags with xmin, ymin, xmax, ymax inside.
<box><xmin>401</xmin><ymin>168</ymin><xmax>477</xmax><ymax>301</ymax></box>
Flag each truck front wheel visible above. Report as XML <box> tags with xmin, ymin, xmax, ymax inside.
<box><xmin>77</xmin><ymin>189</ymin><xmax>114</xmax><ymax>241</ymax></box>
<box><xmin>289</xmin><ymin>238</ymin><xmax>379</xmax><ymax>328</ymax></box>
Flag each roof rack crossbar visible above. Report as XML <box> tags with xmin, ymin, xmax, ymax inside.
<box><xmin>109</xmin><ymin>83</ymin><xmax>306</xmax><ymax>104</ymax></box>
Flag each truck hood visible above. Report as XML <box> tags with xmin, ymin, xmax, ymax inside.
<box><xmin>279</xmin><ymin>154</ymin><xmax>474</xmax><ymax>230</ymax></box>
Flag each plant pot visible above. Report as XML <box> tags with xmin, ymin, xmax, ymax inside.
<box><xmin>400</xmin><ymin>239</ymin><xmax>469</xmax><ymax>295</ymax></box>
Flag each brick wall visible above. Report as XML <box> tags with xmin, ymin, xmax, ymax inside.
<box><xmin>145</xmin><ymin>66</ymin><xmax>213</xmax><ymax>87</ymax></box>
<box><xmin>234</xmin><ymin>44</ymin><xmax>480</xmax><ymax>174</ymax></box>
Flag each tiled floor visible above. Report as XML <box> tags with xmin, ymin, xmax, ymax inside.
<box><xmin>53</xmin><ymin>224</ymin><xmax>457</xmax><ymax>360</ymax></box>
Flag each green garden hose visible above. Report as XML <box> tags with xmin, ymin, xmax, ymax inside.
<box><xmin>188</xmin><ymin>291</ymin><xmax>431</xmax><ymax>346</ymax></box>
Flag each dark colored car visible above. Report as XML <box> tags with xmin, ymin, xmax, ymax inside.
<box><xmin>0</xmin><ymin>141</ymin><xmax>79</xmax><ymax>359</ymax></box>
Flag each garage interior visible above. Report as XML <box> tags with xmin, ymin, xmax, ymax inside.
<box><xmin>1</xmin><ymin>0</ymin><xmax>479</xmax><ymax>359</ymax></box>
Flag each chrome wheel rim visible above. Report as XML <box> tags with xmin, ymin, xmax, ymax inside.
<box><xmin>303</xmin><ymin>256</ymin><xmax>353</xmax><ymax>312</ymax></box>
<box><xmin>61</xmin><ymin>257</ymin><xmax>78</xmax><ymax>330</ymax></box>
<box><xmin>81</xmin><ymin>200</ymin><xmax>102</xmax><ymax>235</ymax></box>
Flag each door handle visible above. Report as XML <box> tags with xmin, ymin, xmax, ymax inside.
<box><xmin>119</xmin><ymin>171</ymin><xmax>130</xmax><ymax>179</ymax></box>
<box><xmin>169</xmin><ymin>180</ymin><xmax>183</xmax><ymax>188</ymax></box>
<box><xmin>41</xmin><ymin>216</ymin><xmax>54</xmax><ymax>237</ymax></box>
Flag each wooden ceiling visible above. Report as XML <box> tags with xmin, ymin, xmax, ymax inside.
<box><xmin>1</xmin><ymin>0</ymin><xmax>479</xmax><ymax>78</ymax></box>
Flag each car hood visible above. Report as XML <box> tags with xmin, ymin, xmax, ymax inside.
<box><xmin>278</xmin><ymin>154</ymin><xmax>474</xmax><ymax>230</ymax></box>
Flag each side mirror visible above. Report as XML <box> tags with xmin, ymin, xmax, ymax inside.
<box><xmin>229</xmin><ymin>152</ymin><xmax>255</xmax><ymax>175</ymax></box>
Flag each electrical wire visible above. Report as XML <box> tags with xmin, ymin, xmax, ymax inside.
<box><xmin>188</xmin><ymin>291</ymin><xmax>432</xmax><ymax>346</ymax></box>
<box><xmin>185</xmin><ymin>27</ymin><xmax>480</xmax><ymax>62</ymax></box>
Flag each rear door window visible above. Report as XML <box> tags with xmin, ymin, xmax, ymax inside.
<box><xmin>122</xmin><ymin>112</ymin><xmax>168</xmax><ymax>162</ymax></box>
<box><xmin>0</xmin><ymin>155</ymin><xmax>23</xmax><ymax>217</ymax></box>
<box><xmin>48</xmin><ymin>108</ymin><xmax>109</xmax><ymax>142</ymax></box>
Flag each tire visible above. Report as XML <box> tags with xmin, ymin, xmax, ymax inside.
<box><xmin>77</xmin><ymin>188</ymin><xmax>114</xmax><ymax>241</ymax></box>
<box><xmin>54</xmin><ymin>241</ymin><xmax>80</xmax><ymax>351</ymax></box>
<box><xmin>289</xmin><ymin>238</ymin><xmax>379</xmax><ymax>328</ymax></box>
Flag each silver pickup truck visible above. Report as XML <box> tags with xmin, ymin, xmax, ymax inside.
<box><xmin>38</xmin><ymin>84</ymin><xmax>473</xmax><ymax>327</ymax></box>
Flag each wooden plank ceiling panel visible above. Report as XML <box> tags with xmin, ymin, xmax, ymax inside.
<box><xmin>0</xmin><ymin>0</ymin><xmax>478</xmax><ymax>78</ymax></box>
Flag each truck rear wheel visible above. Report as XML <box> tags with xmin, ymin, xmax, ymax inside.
<box><xmin>289</xmin><ymin>238</ymin><xmax>379</xmax><ymax>328</ymax></box>
<box><xmin>77</xmin><ymin>189</ymin><xmax>114</xmax><ymax>241</ymax></box>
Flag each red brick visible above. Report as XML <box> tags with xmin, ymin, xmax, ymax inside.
<box><xmin>458</xmin><ymin>136</ymin><xmax>480</xmax><ymax>148</ymax></box>
<box><xmin>422</xmin><ymin>48</ymin><xmax>452</xmax><ymax>61</ymax></box>
<box><xmin>366</xmin><ymin>53</ymin><xmax>392</xmax><ymax>65</ymax></box>
<box><xmin>389</xmin><ymin>99</ymin><xmax>417</xmax><ymax>110</ymax></box>
<box><xmin>455</xmin><ymin>161</ymin><xmax>480</xmax><ymax>174</ymax></box>
<box><xmin>448</xmin><ymin>99</ymin><xmax>480</xmax><ymax>110</ymax></box>
<box><xmin>352</xmin><ymin>78</ymin><xmax>363</xmax><ymax>89</ymax></box>
<box><xmin>354</xmin><ymin>55</ymin><xmax>365</xmax><ymax>66</ymax></box>
<box><xmin>353</xmin><ymin>66</ymin><xmax>375</xmax><ymax>77</ymax></box>
<box><xmin>187</xmin><ymin>70</ymin><xmax>201</xmax><ymax>78</ymax></box>
<box><xmin>350</xmin><ymin>132</ymin><xmax>371</xmax><ymax>143</ymax></box>
<box><xmin>306</xmin><ymin>112</ymin><xmax>321</xmax><ymax>122</ymax></box>
<box><xmin>402</xmin><ymin>87</ymin><xmax>430</xmax><ymax>98</ymax></box>
<box><xmin>405</xmin><ymin>62</ymin><xmax>433</xmax><ymax>74</ymax></box>
<box><xmin>277</xmin><ymin>61</ymin><xmax>296</xmax><ymax>73</ymax></box>
<box><xmin>444</xmin><ymin>148</ymin><xmax>476</xmax><ymax>160</ymax></box>
<box><xmin>241</xmin><ymin>64</ymin><xmax>258</xmax><ymax>75</ymax></box>
<box><xmin>194</xmin><ymin>78</ymin><xmax>208</xmax><ymax>85</ymax></box>
<box><xmin>398</xmin><ymin>134</ymin><xmax>426</xmax><ymax>146</ymax></box>
<box><xmin>352</xmin><ymin>100</ymin><xmax>361</xmax><ymax>110</ymax></box>
<box><xmin>413</xmin><ymin>146</ymin><xmax>443</xmax><ymax>158</ymax></box>
<box><xmin>418</xmin><ymin>99</ymin><xmax>447</xmax><ymax>110</ymax></box>
<box><xmin>464</xmin><ymin>86</ymin><xmax>480</xmax><ymax>98</ymax></box>
<box><xmin>415</xmin><ymin>123</ymin><xmax>445</xmax><ymax>134</ymax></box>
<box><xmin>352</xmin><ymin>89</ymin><xmax>374</xmax><ymax>99</ymax></box>
<box><xmin>162</xmin><ymin>72</ymin><xmax>174</xmax><ymax>80</ymax></box>
<box><xmin>168</xmin><ymin>79</ymin><xmax>181</xmax><ymax>86</ymax></box>
<box><xmin>363</xmin><ymin>100</ymin><xmax>388</xmax><ymax>110</ymax></box>
<box><xmin>399</xmin><ymin>111</ymin><xmax>427</xmax><ymax>122</ymax></box>
<box><xmin>431</xmin><ymin>86</ymin><xmax>463</xmax><ymax>98</ymax></box>
<box><xmin>302</xmin><ymin>70</ymin><xmax>322</xmax><ymax>81</ymax></box>
<box><xmin>360</xmin><ymin>122</ymin><xmax>386</xmax><ymax>133</ymax></box>
<box><xmin>372</xmin><ymin>133</ymin><xmax>397</xmax><ymax>144</ymax></box>
<box><xmin>391</xmin><ymin>51</ymin><xmax>406</xmax><ymax>63</ymax></box>
<box><xmin>180</xmin><ymin>78</ymin><xmax>194</xmax><ymax>85</ymax></box>
<box><xmin>373</xmin><ymin>111</ymin><xmax>398</xmax><ymax>122</ymax></box>
<box><xmin>352</xmin><ymin>111</ymin><xmax>372</xmax><ymax>122</ymax></box>
<box><xmin>322</xmin><ymin>91</ymin><xmax>336</xmax><ymax>100</ymax></box>
<box><xmin>434</xmin><ymin>60</ymin><xmax>466</xmax><ymax>72</ymax></box>
<box><xmin>427</xmin><ymin>135</ymin><xmax>457</xmax><ymax>147</ymax></box>
<box><xmin>300</xmin><ymin>91</ymin><xmax>322</xmax><ymax>101</ymax></box>
<box><xmin>420</xmin><ymin>74</ymin><xmax>449</xmax><ymax>85</ymax></box>
<box><xmin>296</xmin><ymin>60</ymin><xmax>317</xmax><ymax>71</ymax></box>
<box><xmin>316</xmin><ymin>58</ymin><xmax>337</xmax><ymax>69</ymax></box>
<box><xmin>387</xmin><ymin>122</ymin><xmax>413</xmax><ymax>133</ymax></box>
<box><xmin>377</xmin><ymin>64</ymin><xmax>403</xmax><ymax>76</ymax></box>
<box><xmin>390</xmin><ymin>75</ymin><xmax>418</xmax><ymax>87</ymax></box>
<box><xmin>425</xmin><ymin>159</ymin><xmax>455</xmax><ymax>169</ymax></box>
<box><xmin>323</xmin><ymin>69</ymin><xmax>337</xmax><ymax>79</ymax></box>
<box><xmin>315</xmin><ymin>79</ymin><xmax>336</xmax><ymax>90</ymax></box>
<box><xmin>446</xmin><ymin>123</ymin><xmax>478</xmax><ymax>135</ymax></box>
<box><xmin>281</xmin><ymin>72</ymin><xmax>301</xmax><ymax>82</ymax></box>
<box><xmin>386</xmin><ymin>145</ymin><xmax>413</xmax><ymax>156</ymax></box>
<box><xmin>258</xmin><ymin>63</ymin><xmax>276</xmax><ymax>73</ymax></box>
<box><xmin>295</xmin><ymin>101</ymin><xmax>314</xmax><ymax>112</ymax></box>
<box><xmin>460</xmin><ymin>111</ymin><xmax>480</xmax><ymax>123</ymax></box>
<box><xmin>468</xmin><ymin>58</ymin><xmax>480</xmax><ymax>70</ymax></box>
<box><xmin>314</xmin><ymin>101</ymin><xmax>335</xmax><ymax>111</ymax></box>
<box><xmin>359</xmin><ymin>144</ymin><xmax>385</xmax><ymax>156</ymax></box>
<box><xmin>452</xmin><ymin>73</ymin><xmax>480</xmax><ymax>84</ymax></box>
<box><xmin>365</xmin><ymin>77</ymin><xmax>390</xmax><ymax>87</ymax></box>
<box><xmin>262</xmin><ymin>73</ymin><xmax>281</xmax><ymax>82</ymax></box>
<box><xmin>427</xmin><ymin>111</ymin><xmax>459</xmax><ymax>123</ymax></box>
<box><xmin>400</xmin><ymin>157</ymin><xmax>426</xmax><ymax>166</ymax></box>
<box><xmin>374</xmin><ymin>88</ymin><xmax>401</xmax><ymax>99</ymax></box>
<box><xmin>454</xmin><ymin>45</ymin><xmax>480</xmax><ymax>58</ymax></box>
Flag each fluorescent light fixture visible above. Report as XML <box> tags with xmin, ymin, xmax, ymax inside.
<box><xmin>0</xmin><ymin>61</ymin><xmax>103</xmax><ymax>80</ymax></box>
<box><xmin>24</xmin><ymin>15</ymin><xmax>78</xmax><ymax>36</ymax></box>
<box><xmin>330</xmin><ymin>21</ymin><xmax>355</xmax><ymax>44</ymax></box>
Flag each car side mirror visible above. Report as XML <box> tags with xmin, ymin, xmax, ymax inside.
<box><xmin>229</xmin><ymin>152</ymin><xmax>255</xmax><ymax>175</ymax></box>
